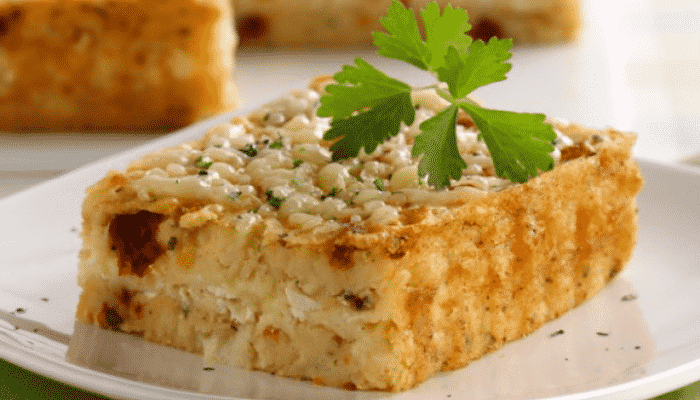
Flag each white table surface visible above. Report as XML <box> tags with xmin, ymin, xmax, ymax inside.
<box><xmin>1</xmin><ymin>0</ymin><xmax>700</xmax><ymax>398</ymax></box>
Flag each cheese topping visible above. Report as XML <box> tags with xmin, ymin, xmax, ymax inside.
<box><xmin>128</xmin><ymin>87</ymin><xmax>585</xmax><ymax>230</ymax></box>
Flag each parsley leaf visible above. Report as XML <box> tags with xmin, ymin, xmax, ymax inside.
<box><xmin>413</xmin><ymin>104</ymin><xmax>466</xmax><ymax>187</ymax></box>
<box><xmin>317</xmin><ymin>58</ymin><xmax>413</xmax><ymax>120</ymax></box>
<box><xmin>322</xmin><ymin>91</ymin><xmax>415</xmax><ymax>161</ymax></box>
<box><xmin>421</xmin><ymin>2</ymin><xmax>472</xmax><ymax>70</ymax></box>
<box><xmin>437</xmin><ymin>38</ymin><xmax>513</xmax><ymax>99</ymax></box>
<box><xmin>460</xmin><ymin>103</ymin><xmax>556</xmax><ymax>183</ymax></box>
<box><xmin>317</xmin><ymin>0</ymin><xmax>557</xmax><ymax>187</ymax></box>
<box><xmin>372</xmin><ymin>1</ymin><xmax>430</xmax><ymax>70</ymax></box>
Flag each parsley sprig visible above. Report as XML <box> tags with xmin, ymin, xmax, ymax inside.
<box><xmin>317</xmin><ymin>0</ymin><xmax>556</xmax><ymax>187</ymax></box>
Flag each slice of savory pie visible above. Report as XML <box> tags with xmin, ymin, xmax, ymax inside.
<box><xmin>233</xmin><ymin>0</ymin><xmax>580</xmax><ymax>47</ymax></box>
<box><xmin>75</xmin><ymin>77</ymin><xmax>643</xmax><ymax>391</ymax></box>
<box><xmin>0</xmin><ymin>0</ymin><xmax>238</xmax><ymax>132</ymax></box>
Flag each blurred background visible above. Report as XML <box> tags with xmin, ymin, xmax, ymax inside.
<box><xmin>1</xmin><ymin>0</ymin><xmax>700</xmax><ymax>398</ymax></box>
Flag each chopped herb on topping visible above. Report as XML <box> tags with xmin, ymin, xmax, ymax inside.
<box><xmin>549</xmin><ymin>329</ymin><xmax>564</xmax><ymax>338</ymax></box>
<box><xmin>270</xmin><ymin>139</ymin><xmax>283</xmax><ymax>149</ymax></box>
<box><xmin>373</xmin><ymin>178</ymin><xmax>385</xmax><ymax>191</ymax></box>
<box><xmin>228</xmin><ymin>190</ymin><xmax>242</xmax><ymax>201</ymax></box>
<box><xmin>291</xmin><ymin>177</ymin><xmax>302</xmax><ymax>187</ymax></box>
<box><xmin>265</xmin><ymin>189</ymin><xmax>285</xmax><ymax>209</ymax></box>
<box><xmin>15</xmin><ymin>308</ymin><xmax>26</xmax><ymax>314</ymax></box>
<box><xmin>239</xmin><ymin>144</ymin><xmax>258</xmax><ymax>157</ymax></box>
<box><xmin>293</xmin><ymin>160</ymin><xmax>303</xmax><ymax>169</ymax></box>
<box><xmin>198</xmin><ymin>170</ymin><xmax>208</xmax><ymax>176</ymax></box>
<box><xmin>596</xmin><ymin>332</ymin><xmax>610</xmax><ymax>337</ymax></box>
<box><xmin>195</xmin><ymin>156</ymin><xmax>213</xmax><ymax>169</ymax></box>
<box><xmin>167</xmin><ymin>237</ymin><xmax>178</xmax><ymax>250</ymax></box>
<box><xmin>263</xmin><ymin>113</ymin><xmax>270</xmax><ymax>121</ymax></box>
<box><xmin>203</xmin><ymin>367</ymin><xmax>215</xmax><ymax>371</ymax></box>
<box><xmin>621</xmin><ymin>294</ymin><xmax>637</xmax><ymax>302</ymax></box>
<box><xmin>214</xmin><ymin>144</ymin><xmax>222</xmax><ymax>148</ymax></box>
<box><xmin>175</xmin><ymin>179</ymin><xmax>180</xmax><ymax>184</ymax></box>
<box><xmin>321</xmin><ymin>187</ymin><xmax>341</xmax><ymax>200</ymax></box>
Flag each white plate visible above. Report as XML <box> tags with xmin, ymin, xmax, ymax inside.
<box><xmin>1</xmin><ymin>104</ymin><xmax>700</xmax><ymax>400</ymax></box>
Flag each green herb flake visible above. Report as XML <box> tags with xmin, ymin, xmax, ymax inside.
<box><xmin>265</xmin><ymin>189</ymin><xmax>285</xmax><ymax>209</ymax></box>
<box><xmin>198</xmin><ymin>170</ymin><xmax>208</xmax><ymax>176</ymax></box>
<box><xmin>195</xmin><ymin>156</ymin><xmax>213</xmax><ymax>169</ymax></box>
<box><xmin>228</xmin><ymin>191</ymin><xmax>242</xmax><ymax>201</ymax></box>
<box><xmin>549</xmin><ymin>329</ymin><xmax>564</xmax><ymax>338</ymax></box>
<box><xmin>373</xmin><ymin>178</ymin><xmax>385</xmax><ymax>191</ymax></box>
<box><xmin>239</xmin><ymin>144</ymin><xmax>258</xmax><ymax>157</ymax></box>
<box><xmin>321</xmin><ymin>187</ymin><xmax>341</xmax><ymax>200</ymax></box>
<box><xmin>263</xmin><ymin>113</ymin><xmax>270</xmax><ymax>121</ymax></box>
<box><xmin>269</xmin><ymin>138</ymin><xmax>284</xmax><ymax>149</ymax></box>
<box><xmin>293</xmin><ymin>160</ymin><xmax>303</xmax><ymax>169</ymax></box>
<box><xmin>316</xmin><ymin>0</ymin><xmax>555</xmax><ymax>187</ymax></box>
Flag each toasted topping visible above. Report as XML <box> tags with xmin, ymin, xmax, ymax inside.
<box><xmin>125</xmin><ymin>84</ymin><xmax>600</xmax><ymax>236</ymax></box>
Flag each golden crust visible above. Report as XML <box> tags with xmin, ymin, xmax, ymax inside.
<box><xmin>0</xmin><ymin>0</ymin><xmax>238</xmax><ymax>132</ymax></box>
<box><xmin>75</xmin><ymin>116</ymin><xmax>642</xmax><ymax>391</ymax></box>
